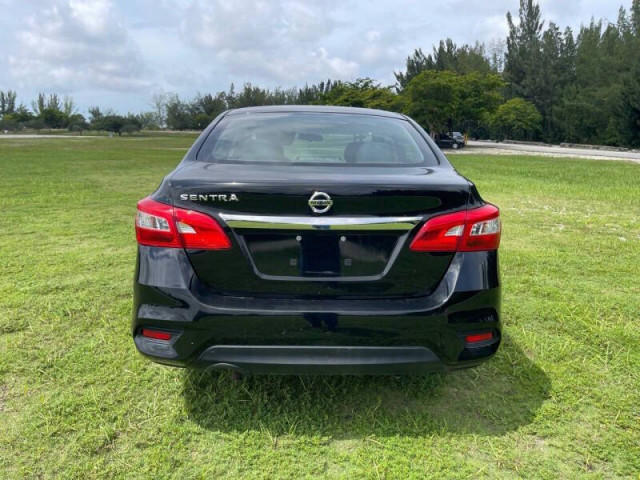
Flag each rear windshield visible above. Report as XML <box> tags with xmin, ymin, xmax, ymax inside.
<box><xmin>196</xmin><ymin>112</ymin><xmax>439</xmax><ymax>166</ymax></box>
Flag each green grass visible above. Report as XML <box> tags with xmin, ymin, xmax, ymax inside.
<box><xmin>0</xmin><ymin>137</ymin><xmax>639</xmax><ymax>478</ymax></box>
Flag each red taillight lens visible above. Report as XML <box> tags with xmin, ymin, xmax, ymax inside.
<box><xmin>136</xmin><ymin>197</ymin><xmax>182</xmax><ymax>247</ymax></box>
<box><xmin>408</xmin><ymin>210</ymin><xmax>467</xmax><ymax>252</ymax></box>
<box><xmin>410</xmin><ymin>204</ymin><xmax>501</xmax><ymax>252</ymax></box>
<box><xmin>173</xmin><ymin>207</ymin><xmax>232</xmax><ymax>250</ymax></box>
<box><xmin>135</xmin><ymin>197</ymin><xmax>231</xmax><ymax>250</ymax></box>
<box><xmin>141</xmin><ymin>328</ymin><xmax>173</xmax><ymax>341</ymax></box>
<box><xmin>465</xmin><ymin>332</ymin><xmax>494</xmax><ymax>344</ymax></box>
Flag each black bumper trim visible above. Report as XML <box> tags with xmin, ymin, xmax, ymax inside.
<box><xmin>191</xmin><ymin>345</ymin><xmax>446</xmax><ymax>375</ymax></box>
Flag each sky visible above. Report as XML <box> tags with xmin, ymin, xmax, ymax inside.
<box><xmin>0</xmin><ymin>0</ymin><xmax>626</xmax><ymax>115</ymax></box>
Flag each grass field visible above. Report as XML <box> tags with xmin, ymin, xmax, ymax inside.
<box><xmin>0</xmin><ymin>136</ymin><xmax>639</xmax><ymax>479</ymax></box>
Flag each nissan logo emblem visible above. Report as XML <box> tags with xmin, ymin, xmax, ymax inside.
<box><xmin>308</xmin><ymin>191</ymin><xmax>333</xmax><ymax>214</ymax></box>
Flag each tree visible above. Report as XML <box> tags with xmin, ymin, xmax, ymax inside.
<box><xmin>62</xmin><ymin>96</ymin><xmax>77</xmax><ymax>118</ymax></box>
<box><xmin>431</xmin><ymin>40</ymin><xmax>492</xmax><ymax>74</ymax></box>
<box><xmin>0</xmin><ymin>90</ymin><xmax>17</xmax><ymax>116</ymax></box>
<box><xmin>10</xmin><ymin>105</ymin><xmax>34</xmax><ymax>123</ymax></box>
<box><xmin>620</xmin><ymin>44</ymin><xmax>640</xmax><ymax>146</ymax></box>
<box><xmin>67</xmin><ymin>113</ymin><xmax>88</xmax><ymax>132</ymax></box>
<box><xmin>32</xmin><ymin>93</ymin><xmax>46</xmax><ymax>117</ymax></box>
<box><xmin>231</xmin><ymin>83</ymin><xmax>272</xmax><ymax>108</ymax></box>
<box><xmin>488</xmin><ymin>39</ymin><xmax>506</xmax><ymax>73</ymax></box>
<box><xmin>402</xmin><ymin>70</ymin><xmax>504</xmax><ymax>134</ymax></box>
<box><xmin>88</xmin><ymin>106</ymin><xmax>103</xmax><ymax>124</ymax></box>
<box><xmin>504</xmin><ymin>0</ymin><xmax>545</xmax><ymax>100</ymax></box>
<box><xmin>501</xmin><ymin>0</ymin><xmax>640</xmax><ymax>146</ymax></box>
<box><xmin>122</xmin><ymin>115</ymin><xmax>142</xmax><ymax>134</ymax></box>
<box><xmin>297</xmin><ymin>79</ymin><xmax>340</xmax><ymax>104</ymax></box>
<box><xmin>41</xmin><ymin>107</ymin><xmax>66</xmax><ymax>128</ymax></box>
<box><xmin>0</xmin><ymin>100</ymin><xmax>33</xmax><ymax>130</ymax></box>
<box><xmin>193</xmin><ymin>93</ymin><xmax>226</xmax><ymax>121</ymax></box>
<box><xmin>537</xmin><ymin>22</ymin><xmax>572</xmax><ymax>141</ymax></box>
<box><xmin>395</xmin><ymin>40</ymin><xmax>493</xmax><ymax>90</ymax></box>
<box><xmin>551</xmin><ymin>14</ymin><xmax>634</xmax><ymax>146</ymax></box>
<box><xmin>0</xmin><ymin>118</ymin><xmax>20</xmax><ymax>131</ymax></box>
<box><xmin>29</xmin><ymin>93</ymin><xmax>67</xmax><ymax>128</ymax></box>
<box><xmin>134</xmin><ymin>112</ymin><xmax>161</xmax><ymax>130</ymax></box>
<box><xmin>323</xmin><ymin>78</ymin><xmax>404</xmax><ymax>111</ymax></box>
<box><xmin>32</xmin><ymin>93</ymin><xmax>62</xmax><ymax>117</ymax></box>
<box><xmin>490</xmin><ymin>98</ymin><xmax>542</xmax><ymax>140</ymax></box>
<box><xmin>150</xmin><ymin>92</ymin><xmax>169</xmax><ymax>128</ymax></box>
<box><xmin>403</xmin><ymin>71</ymin><xmax>459</xmax><ymax>133</ymax></box>
<box><xmin>632</xmin><ymin>0</ymin><xmax>640</xmax><ymax>34</ymax></box>
<box><xmin>24</xmin><ymin>118</ymin><xmax>46</xmax><ymax>130</ymax></box>
<box><xmin>456</xmin><ymin>72</ymin><xmax>505</xmax><ymax>135</ymax></box>
<box><xmin>395</xmin><ymin>48</ymin><xmax>431</xmax><ymax>89</ymax></box>
<box><xmin>92</xmin><ymin>115</ymin><xmax>140</xmax><ymax>135</ymax></box>
<box><xmin>165</xmin><ymin>95</ymin><xmax>196</xmax><ymax>130</ymax></box>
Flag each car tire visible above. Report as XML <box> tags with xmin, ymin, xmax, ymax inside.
<box><xmin>452</xmin><ymin>143</ymin><xmax>459</xmax><ymax>150</ymax></box>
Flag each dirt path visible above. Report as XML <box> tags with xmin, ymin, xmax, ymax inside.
<box><xmin>458</xmin><ymin>140</ymin><xmax>640</xmax><ymax>164</ymax></box>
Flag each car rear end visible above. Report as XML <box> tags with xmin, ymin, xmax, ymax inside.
<box><xmin>132</xmin><ymin>107</ymin><xmax>501</xmax><ymax>374</ymax></box>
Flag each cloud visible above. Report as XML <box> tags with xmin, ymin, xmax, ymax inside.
<box><xmin>180</xmin><ymin>0</ymin><xmax>338</xmax><ymax>52</ymax></box>
<box><xmin>359</xmin><ymin>29</ymin><xmax>404</xmax><ymax>67</ymax></box>
<box><xmin>178</xmin><ymin>0</ymin><xmax>359</xmax><ymax>83</ymax></box>
<box><xmin>8</xmin><ymin>0</ymin><xmax>151</xmax><ymax>92</ymax></box>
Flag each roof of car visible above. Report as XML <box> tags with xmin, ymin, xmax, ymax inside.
<box><xmin>225</xmin><ymin>105</ymin><xmax>405</xmax><ymax>119</ymax></box>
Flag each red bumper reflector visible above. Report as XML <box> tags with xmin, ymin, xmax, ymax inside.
<box><xmin>141</xmin><ymin>329</ymin><xmax>172</xmax><ymax>341</ymax></box>
<box><xmin>465</xmin><ymin>332</ymin><xmax>493</xmax><ymax>344</ymax></box>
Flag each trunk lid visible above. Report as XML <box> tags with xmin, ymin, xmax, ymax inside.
<box><xmin>168</xmin><ymin>162</ymin><xmax>470</xmax><ymax>298</ymax></box>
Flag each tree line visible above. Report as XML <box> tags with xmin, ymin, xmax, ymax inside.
<box><xmin>0</xmin><ymin>92</ymin><xmax>145</xmax><ymax>135</ymax></box>
<box><xmin>1</xmin><ymin>0</ymin><xmax>639</xmax><ymax>147</ymax></box>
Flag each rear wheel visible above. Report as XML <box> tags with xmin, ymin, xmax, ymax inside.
<box><xmin>452</xmin><ymin>143</ymin><xmax>460</xmax><ymax>150</ymax></box>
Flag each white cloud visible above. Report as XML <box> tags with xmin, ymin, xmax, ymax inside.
<box><xmin>8</xmin><ymin>0</ymin><xmax>151</xmax><ymax>93</ymax></box>
<box><xmin>69</xmin><ymin>0</ymin><xmax>113</xmax><ymax>34</ymax></box>
<box><xmin>366</xmin><ymin>30</ymin><xmax>381</xmax><ymax>42</ymax></box>
<box><xmin>180</xmin><ymin>0</ymin><xmax>340</xmax><ymax>51</ymax></box>
<box><xmin>178</xmin><ymin>0</ymin><xmax>358</xmax><ymax>84</ymax></box>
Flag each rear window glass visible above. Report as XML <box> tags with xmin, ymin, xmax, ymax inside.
<box><xmin>196</xmin><ymin>112</ymin><xmax>438</xmax><ymax>166</ymax></box>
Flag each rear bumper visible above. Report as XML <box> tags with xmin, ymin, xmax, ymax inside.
<box><xmin>193</xmin><ymin>345</ymin><xmax>444</xmax><ymax>375</ymax></box>
<box><xmin>134</xmin><ymin>337</ymin><xmax>499</xmax><ymax>374</ymax></box>
<box><xmin>132</xmin><ymin>247</ymin><xmax>501</xmax><ymax>373</ymax></box>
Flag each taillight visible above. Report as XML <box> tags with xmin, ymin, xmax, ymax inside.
<box><xmin>464</xmin><ymin>205</ymin><xmax>501</xmax><ymax>251</ymax></box>
<box><xmin>135</xmin><ymin>197</ymin><xmax>231</xmax><ymax>250</ymax></box>
<box><xmin>410</xmin><ymin>204</ymin><xmax>501</xmax><ymax>252</ymax></box>
<box><xmin>136</xmin><ymin>198</ymin><xmax>182</xmax><ymax>248</ymax></box>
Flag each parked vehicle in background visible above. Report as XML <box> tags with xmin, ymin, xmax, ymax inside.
<box><xmin>452</xmin><ymin>132</ymin><xmax>465</xmax><ymax>143</ymax></box>
<box><xmin>434</xmin><ymin>133</ymin><xmax>465</xmax><ymax>150</ymax></box>
<box><xmin>132</xmin><ymin>106</ymin><xmax>501</xmax><ymax>375</ymax></box>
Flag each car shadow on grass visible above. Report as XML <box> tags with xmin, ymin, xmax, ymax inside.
<box><xmin>182</xmin><ymin>334</ymin><xmax>550</xmax><ymax>437</ymax></box>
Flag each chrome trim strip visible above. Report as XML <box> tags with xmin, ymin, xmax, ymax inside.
<box><xmin>219</xmin><ymin>213</ymin><xmax>423</xmax><ymax>231</ymax></box>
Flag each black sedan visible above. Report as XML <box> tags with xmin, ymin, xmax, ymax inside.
<box><xmin>132</xmin><ymin>106</ymin><xmax>501</xmax><ymax>374</ymax></box>
<box><xmin>435</xmin><ymin>132</ymin><xmax>465</xmax><ymax>150</ymax></box>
